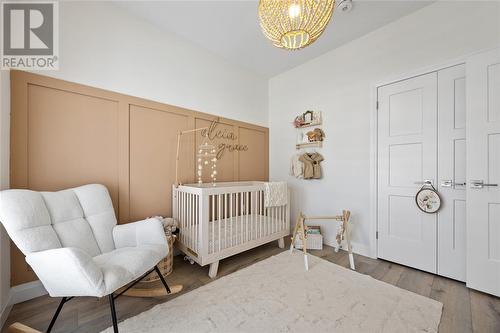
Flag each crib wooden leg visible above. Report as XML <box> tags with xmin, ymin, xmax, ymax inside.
<box><xmin>278</xmin><ymin>237</ymin><xmax>285</xmax><ymax>249</ymax></box>
<box><xmin>208</xmin><ymin>261</ymin><xmax>219</xmax><ymax>279</ymax></box>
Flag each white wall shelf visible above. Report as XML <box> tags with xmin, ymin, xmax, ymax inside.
<box><xmin>295</xmin><ymin>142</ymin><xmax>323</xmax><ymax>149</ymax></box>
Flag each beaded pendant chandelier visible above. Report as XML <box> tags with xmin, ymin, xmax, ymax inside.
<box><xmin>258</xmin><ymin>0</ymin><xmax>336</xmax><ymax>50</ymax></box>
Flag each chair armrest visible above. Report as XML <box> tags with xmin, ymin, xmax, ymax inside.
<box><xmin>26</xmin><ymin>247</ymin><xmax>105</xmax><ymax>297</ymax></box>
<box><xmin>112</xmin><ymin>217</ymin><xmax>168</xmax><ymax>251</ymax></box>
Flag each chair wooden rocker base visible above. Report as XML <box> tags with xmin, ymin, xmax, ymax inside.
<box><xmin>7</xmin><ymin>265</ymin><xmax>183</xmax><ymax>333</ymax></box>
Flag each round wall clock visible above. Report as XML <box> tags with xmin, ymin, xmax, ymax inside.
<box><xmin>415</xmin><ymin>185</ymin><xmax>442</xmax><ymax>214</ymax></box>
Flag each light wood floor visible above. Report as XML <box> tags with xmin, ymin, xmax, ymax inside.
<box><xmin>2</xmin><ymin>239</ymin><xmax>500</xmax><ymax>333</ymax></box>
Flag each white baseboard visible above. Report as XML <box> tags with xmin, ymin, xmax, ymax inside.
<box><xmin>323</xmin><ymin>239</ymin><xmax>373</xmax><ymax>258</ymax></box>
<box><xmin>9</xmin><ymin>280</ymin><xmax>47</xmax><ymax>305</ymax></box>
<box><xmin>0</xmin><ymin>290</ymin><xmax>12</xmax><ymax>328</ymax></box>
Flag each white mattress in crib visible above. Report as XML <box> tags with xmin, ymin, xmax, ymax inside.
<box><xmin>180</xmin><ymin>214</ymin><xmax>287</xmax><ymax>254</ymax></box>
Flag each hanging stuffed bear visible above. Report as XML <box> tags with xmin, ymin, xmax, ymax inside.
<box><xmin>306</xmin><ymin>128</ymin><xmax>325</xmax><ymax>142</ymax></box>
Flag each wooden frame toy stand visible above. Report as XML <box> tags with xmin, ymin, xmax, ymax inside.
<box><xmin>290</xmin><ymin>210</ymin><xmax>355</xmax><ymax>271</ymax></box>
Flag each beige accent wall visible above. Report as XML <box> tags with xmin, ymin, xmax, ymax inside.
<box><xmin>10</xmin><ymin>71</ymin><xmax>268</xmax><ymax>285</ymax></box>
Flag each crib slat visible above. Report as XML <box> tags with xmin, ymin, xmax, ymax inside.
<box><xmin>277</xmin><ymin>204</ymin><xmax>280</xmax><ymax>232</ymax></box>
<box><xmin>186</xmin><ymin>193</ymin><xmax>189</xmax><ymax>250</ymax></box>
<box><xmin>277</xmin><ymin>203</ymin><xmax>280</xmax><ymax>233</ymax></box>
<box><xmin>253</xmin><ymin>191</ymin><xmax>255</xmax><ymax>240</ymax></box>
<box><xmin>178</xmin><ymin>191</ymin><xmax>181</xmax><ymax>245</ymax></box>
<box><xmin>197</xmin><ymin>194</ymin><xmax>200</xmax><ymax>252</ymax></box>
<box><xmin>192</xmin><ymin>193</ymin><xmax>195</xmax><ymax>251</ymax></box>
<box><xmin>186</xmin><ymin>192</ymin><xmax>189</xmax><ymax>247</ymax></box>
<box><xmin>191</xmin><ymin>193</ymin><xmax>195</xmax><ymax>251</ymax></box>
<box><xmin>273</xmin><ymin>206</ymin><xmax>276</xmax><ymax>234</ymax></box>
<box><xmin>284</xmin><ymin>200</ymin><xmax>287</xmax><ymax>232</ymax></box>
<box><xmin>230</xmin><ymin>192</ymin><xmax>233</xmax><ymax>247</ymax></box>
<box><xmin>281</xmin><ymin>206</ymin><xmax>286</xmax><ymax>231</ymax></box>
<box><xmin>183</xmin><ymin>191</ymin><xmax>186</xmax><ymax>246</ymax></box>
<box><xmin>245</xmin><ymin>192</ymin><xmax>249</xmax><ymax>242</ymax></box>
<box><xmin>276</xmin><ymin>206</ymin><xmax>279</xmax><ymax>233</ymax></box>
<box><xmin>212</xmin><ymin>195</ymin><xmax>215</xmax><ymax>254</ymax></box>
<box><xmin>259</xmin><ymin>190</ymin><xmax>263</xmax><ymax>238</ymax></box>
<box><xmin>174</xmin><ymin>189</ymin><xmax>178</xmax><ymax>244</ymax></box>
<box><xmin>224</xmin><ymin>193</ymin><xmax>227</xmax><ymax>249</ymax></box>
<box><xmin>192</xmin><ymin>193</ymin><xmax>196</xmax><ymax>251</ymax></box>
<box><xmin>272</xmin><ymin>205</ymin><xmax>275</xmax><ymax>234</ymax></box>
<box><xmin>267</xmin><ymin>197</ymin><xmax>270</xmax><ymax>236</ymax></box>
<box><xmin>186</xmin><ymin>192</ymin><xmax>189</xmax><ymax>248</ymax></box>
<box><xmin>182</xmin><ymin>191</ymin><xmax>185</xmax><ymax>246</ymax></box>
<box><xmin>241</xmin><ymin>192</ymin><xmax>243</xmax><ymax>244</ymax></box>
<box><xmin>181</xmin><ymin>192</ymin><xmax>185</xmax><ymax>245</ymax></box>
<box><xmin>251</xmin><ymin>191</ymin><xmax>255</xmax><ymax>241</ymax></box>
<box><xmin>281</xmin><ymin>204</ymin><xmax>284</xmax><ymax>231</ymax></box>
<box><xmin>218</xmin><ymin>194</ymin><xmax>221</xmax><ymax>252</ymax></box>
<box><xmin>270</xmin><ymin>205</ymin><xmax>273</xmax><ymax>234</ymax></box>
<box><xmin>174</xmin><ymin>189</ymin><xmax>179</xmax><ymax>243</ymax></box>
<box><xmin>185</xmin><ymin>192</ymin><xmax>188</xmax><ymax>246</ymax></box>
<box><xmin>192</xmin><ymin>194</ymin><xmax>195</xmax><ymax>252</ymax></box>
<box><xmin>235</xmin><ymin>193</ymin><xmax>239</xmax><ymax>245</ymax></box>
<box><xmin>191</xmin><ymin>194</ymin><xmax>194</xmax><ymax>252</ymax></box>
<box><xmin>278</xmin><ymin>204</ymin><xmax>281</xmax><ymax>232</ymax></box>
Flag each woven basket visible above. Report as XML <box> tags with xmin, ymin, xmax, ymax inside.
<box><xmin>143</xmin><ymin>220</ymin><xmax>176</xmax><ymax>282</ymax></box>
<box><xmin>294</xmin><ymin>233</ymin><xmax>323</xmax><ymax>250</ymax></box>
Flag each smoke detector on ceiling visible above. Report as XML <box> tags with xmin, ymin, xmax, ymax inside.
<box><xmin>337</xmin><ymin>0</ymin><xmax>353</xmax><ymax>13</ymax></box>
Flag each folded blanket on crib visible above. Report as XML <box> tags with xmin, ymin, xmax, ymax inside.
<box><xmin>264</xmin><ymin>182</ymin><xmax>287</xmax><ymax>207</ymax></box>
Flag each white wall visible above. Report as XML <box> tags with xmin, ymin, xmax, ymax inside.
<box><xmin>37</xmin><ymin>1</ymin><xmax>269</xmax><ymax>127</ymax></box>
<box><xmin>269</xmin><ymin>1</ymin><xmax>500</xmax><ymax>256</ymax></box>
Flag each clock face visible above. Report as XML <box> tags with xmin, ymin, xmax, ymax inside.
<box><xmin>416</xmin><ymin>188</ymin><xmax>441</xmax><ymax>214</ymax></box>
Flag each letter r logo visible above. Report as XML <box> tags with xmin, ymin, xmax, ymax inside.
<box><xmin>2</xmin><ymin>3</ymin><xmax>54</xmax><ymax>56</ymax></box>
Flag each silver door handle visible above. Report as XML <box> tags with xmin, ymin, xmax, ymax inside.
<box><xmin>470</xmin><ymin>180</ymin><xmax>498</xmax><ymax>189</ymax></box>
<box><xmin>415</xmin><ymin>180</ymin><xmax>433</xmax><ymax>186</ymax></box>
<box><xmin>441</xmin><ymin>180</ymin><xmax>466</xmax><ymax>187</ymax></box>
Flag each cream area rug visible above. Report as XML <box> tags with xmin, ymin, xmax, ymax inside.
<box><xmin>102</xmin><ymin>252</ymin><xmax>442</xmax><ymax>333</ymax></box>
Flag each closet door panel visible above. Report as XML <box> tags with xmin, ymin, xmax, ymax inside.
<box><xmin>129</xmin><ymin>105</ymin><xmax>192</xmax><ymax>221</ymax></box>
<box><xmin>466</xmin><ymin>49</ymin><xmax>500</xmax><ymax>296</ymax></box>
<box><xmin>377</xmin><ymin>72</ymin><xmax>438</xmax><ymax>273</ymax></box>
<box><xmin>437</xmin><ymin>64</ymin><xmax>467</xmax><ymax>282</ymax></box>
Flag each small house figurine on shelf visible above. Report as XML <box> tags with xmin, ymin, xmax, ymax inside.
<box><xmin>303</xmin><ymin>110</ymin><xmax>314</xmax><ymax>124</ymax></box>
<box><xmin>293</xmin><ymin>111</ymin><xmax>322</xmax><ymax>128</ymax></box>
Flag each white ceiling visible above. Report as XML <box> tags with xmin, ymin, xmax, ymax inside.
<box><xmin>117</xmin><ymin>1</ymin><xmax>433</xmax><ymax>78</ymax></box>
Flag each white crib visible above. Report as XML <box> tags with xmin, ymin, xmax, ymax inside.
<box><xmin>173</xmin><ymin>181</ymin><xmax>290</xmax><ymax>278</ymax></box>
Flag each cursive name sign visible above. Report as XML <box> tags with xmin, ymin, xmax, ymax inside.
<box><xmin>201</xmin><ymin>119</ymin><xmax>249</xmax><ymax>159</ymax></box>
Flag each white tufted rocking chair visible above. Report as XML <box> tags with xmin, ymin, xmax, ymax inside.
<box><xmin>0</xmin><ymin>184</ymin><xmax>173</xmax><ymax>333</ymax></box>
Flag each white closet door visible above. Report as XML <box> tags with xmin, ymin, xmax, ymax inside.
<box><xmin>437</xmin><ymin>64</ymin><xmax>467</xmax><ymax>281</ymax></box>
<box><xmin>377</xmin><ymin>73</ymin><xmax>438</xmax><ymax>273</ymax></box>
<box><xmin>466</xmin><ymin>48</ymin><xmax>500</xmax><ymax>296</ymax></box>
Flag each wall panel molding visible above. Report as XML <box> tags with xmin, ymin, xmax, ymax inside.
<box><xmin>9</xmin><ymin>70</ymin><xmax>268</xmax><ymax>285</ymax></box>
